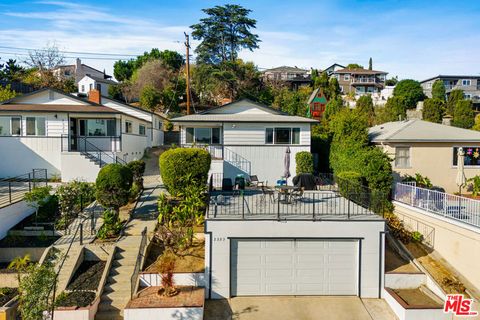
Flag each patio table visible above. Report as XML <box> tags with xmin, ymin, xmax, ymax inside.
<box><xmin>275</xmin><ymin>185</ymin><xmax>299</xmax><ymax>204</ymax></box>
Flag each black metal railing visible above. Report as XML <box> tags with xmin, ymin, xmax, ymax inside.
<box><xmin>0</xmin><ymin>169</ymin><xmax>48</xmax><ymax>208</ymax></box>
<box><xmin>207</xmin><ymin>173</ymin><xmax>388</xmax><ymax>219</ymax></box>
<box><xmin>131</xmin><ymin>227</ymin><xmax>147</xmax><ymax>299</ymax></box>
<box><xmin>61</xmin><ymin>134</ymin><xmax>125</xmax><ymax>167</ymax></box>
<box><xmin>208</xmin><ymin>190</ymin><xmax>382</xmax><ymax>220</ymax></box>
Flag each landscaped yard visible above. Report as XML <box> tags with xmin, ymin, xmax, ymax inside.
<box><xmin>55</xmin><ymin>291</ymin><xmax>96</xmax><ymax>308</ymax></box>
<box><xmin>405</xmin><ymin>241</ymin><xmax>468</xmax><ymax>295</ymax></box>
<box><xmin>67</xmin><ymin>260</ymin><xmax>106</xmax><ymax>291</ymax></box>
<box><xmin>385</xmin><ymin>242</ymin><xmax>419</xmax><ymax>273</ymax></box>
<box><xmin>144</xmin><ymin>237</ymin><xmax>205</xmax><ymax>273</ymax></box>
<box><xmin>0</xmin><ymin>234</ymin><xmax>59</xmax><ymax>247</ymax></box>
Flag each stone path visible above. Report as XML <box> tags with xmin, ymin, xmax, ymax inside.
<box><xmin>95</xmin><ymin>148</ymin><xmax>164</xmax><ymax>320</ymax></box>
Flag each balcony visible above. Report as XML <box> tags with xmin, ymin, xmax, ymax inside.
<box><xmin>207</xmin><ymin>176</ymin><xmax>386</xmax><ymax>221</ymax></box>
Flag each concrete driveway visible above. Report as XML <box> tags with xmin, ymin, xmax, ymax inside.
<box><xmin>204</xmin><ymin>296</ymin><xmax>397</xmax><ymax>320</ymax></box>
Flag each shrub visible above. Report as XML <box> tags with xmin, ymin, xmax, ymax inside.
<box><xmin>336</xmin><ymin>171</ymin><xmax>364</xmax><ymax>197</ymax></box>
<box><xmin>452</xmin><ymin>99</ymin><xmax>475</xmax><ymax>129</ymax></box>
<box><xmin>159</xmin><ymin>148</ymin><xmax>211</xmax><ymax>196</ymax></box>
<box><xmin>403</xmin><ymin>173</ymin><xmax>433</xmax><ymax>189</ymax></box>
<box><xmin>422</xmin><ymin>98</ymin><xmax>445</xmax><ymax>123</ymax></box>
<box><xmin>127</xmin><ymin>159</ymin><xmax>146</xmax><ymax>195</ymax></box>
<box><xmin>467</xmin><ymin>175</ymin><xmax>480</xmax><ymax>196</ymax></box>
<box><xmin>296</xmin><ymin>151</ymin><xmax>314</xmax><ymax>175</ymax></box>
<box><xmin>384</xmin><ymin>213</ymin><xmax>412</xmax><ymax>244</ymax></box>
<box><xmin>56</xmin><ymin>180</ymin><xmax>95</xmax><ymax>215</ymax></box>
<box><xmin>24</xmin><ymin>186</ymin><xmax>52</xmax><ymax>210</ymax></box>
<box><xmin>97</xmin><ymin>209</ymin><xmax>122</xmax><ymax>240</ymax></box>
<box><xmin>411</xmin><ymin>231</ymin><xmax>423</xmax><ymax>242</ymax></box>
<box><xmin>127</xmin><ymin>160</ymin><xmax>146</xmax><ymax>186</ymax></box>
<box><xmin>95</xmin><ymin>164</ymin><xmax>133</xmax><ymax>212</ymax></box>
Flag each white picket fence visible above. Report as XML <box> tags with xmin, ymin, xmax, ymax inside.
<box><xmin>393</xmin><ymin>182</ymin><xmax>480</xmax><ymax>228</ymax></box>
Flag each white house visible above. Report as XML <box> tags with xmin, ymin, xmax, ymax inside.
<box><xmin>0</xmin><ymin>88</ymin><xmax>164</xmax><ymax>182</ymax></box>
<box><xmin>172</xmin><ymin>99</ymin><xmax>317</xmax><ymax>186</ymax></box>
<box><xmin>78</xmin><ymin>75</ymin><xmax>118</xmax><ymax>98</ymax></box>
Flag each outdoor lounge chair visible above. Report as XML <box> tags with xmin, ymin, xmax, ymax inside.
<box><xmin>249</xmin><ymin>175</ymin><xmax>265</xmax><ymax>188</ymax></box>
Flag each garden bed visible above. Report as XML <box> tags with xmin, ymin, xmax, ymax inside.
<box><xmin>0</xmin><ymin>288</ymin><xmax>18</xmax><ymax>306</ymax></box>
<box><xmin>55</xmin><ymin>291</ymin><xmax>96</xmax><ymax>308</ymax></box>
<box><xmin>0</xmin><ymin>235</ymin><xmax>60</xmax><ymax>247</ymax></box>
<box><xmin>392</xmin><ymin>288</ymin><xmax>442</xmax><ymax>308</ymax></box>
<box><xmin>144</xmin><ymin>238</ymin><xmax>205</xmax><ymax>273</ymax></box>
<box><xmin>67</xmin><ymin>260</ymin><xmax>106</xmax><ymax>291</ymax></box>
<box><xmin>127</xmin><ymin>286</ymin><xmax>204</xmax><ymax>308</ymax></box>
<box><xmin>385</xmin><ymin>242</ymin><xmax>419</xmax><ymax>273</ymax></box>
<box><xmin>405</xmin><ymin>241</ymin><xmax>467</xmax><ymax>294</ymax></box>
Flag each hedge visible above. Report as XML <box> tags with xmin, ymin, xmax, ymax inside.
<box><xmin>336</xmin><ymin>171</ymin><xmax>364</xmax><ymax>197</ymax></box>
<box><xmin>295</xmin><ymin>151</ymin><xmax>314</xmax><ymax>175</ymax></box>
<box><xmin>95</xmin><ymin>163</ymin><xmax>133</xmax><ymax>211</ymax></box>
<box><xmin>159</xmin><ymin>148</ymin><xmax>211</xmax><ymax>195</ymax></box>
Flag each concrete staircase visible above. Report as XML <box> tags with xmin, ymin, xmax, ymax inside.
<box><xmin>95</xmin><ymin>237</ymin><xmax>142</xmax><ymax>320</ymax></box>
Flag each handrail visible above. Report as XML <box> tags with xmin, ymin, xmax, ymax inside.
<box><xmin>0</xmin><ymin>169</ymin><xmax>48</xmax><ymax>208</ymax></box>
<box><xmin>78</xmin><ymin>136</ymin><xmax>126</xmax><ymax>167</ymax></box>
<box><xmin>130</xmin><ymin>227</ymin><xmax>147</xmax><ymax>299</ymax></box>
<box><xmin>47</xmin><ymin>218</ymin><xmax>84</xmax><ymax>318</ymax></box>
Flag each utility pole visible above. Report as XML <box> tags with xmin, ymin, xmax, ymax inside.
<box><xmin>184</xmin><ymin>32</ymin><xmax>191</xmax><ymax>115</ymax></box>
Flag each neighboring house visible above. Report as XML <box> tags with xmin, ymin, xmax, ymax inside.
<box><xmin>307</xmin><ymin>88</ymin><xmax>328</xmax><ymax>120</ymax></box>
<box><xmin>52</xmin><ymin>58</ymin><xmax>113</xmax><ymax>84</ymax></box>
<box><xmin>262</xmin><ymin>66</ymin><xmax>311</xmax><ymax>90</ymax></box>
<box><xmin>333</xmin><ymin>67</ymin><xmax>388</xmax><ymax>95</ymax></box>
<box><xmin>78</xmin><ymin>75</ymin><xmax>118</xmax><ymax>98</ymax></box>
<box><xmin>420</xmin><ymin>75</ymin><xmax>480</xmax><ymax>103</ymax></box>
<box><xmin>0</xmin><ymin>88</ymin><xmax>163</xmax><ymax>182</ymax></box>
<box><xmin>369</xmin><ymin>119</ymin><xmax>480</xmax><ymax>193</ymax></box>
<box><xmin>323</xmin><ymin>63</ymin><xmax>345</xmax><ymax>76</ymax></box>
<box><xmin>172</xmin><ymin>99</ymin><xmax>317</xmax><ymax>186</ymax></box>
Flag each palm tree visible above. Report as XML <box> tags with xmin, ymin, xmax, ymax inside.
<box><xmin>8</xmin><ymin>254</ymin><xmax>31</xmax><ymax>285</ymax></box>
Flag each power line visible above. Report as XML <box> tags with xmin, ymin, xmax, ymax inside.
<box><xmin>0</xmin><ymin>45</ymin><xmax>140</xmax><ymax>57</ymax></box>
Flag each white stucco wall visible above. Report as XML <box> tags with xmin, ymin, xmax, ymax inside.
<box><xmin>0</xmin><ymin>137</ymin><xmax>62</xmax><ymax>178</ymax></box>
<box><xmin>61</xmin><ymin>153</ymin><xmax>101</xmax><ymax>182</ymax></box>
<box><xmin>124</xmin><ymin>307</ymin><xmax>203</xmax><ymax>320</ymax></box>
<box><xmin>205</xmin><ymin>219</ymin><xmax>385</xmax><ymax>299</ymax></box>
<box><xmin>120</xmin><ymin>133</ymin><xmax>148</xmax><ymax>162</ymax></box>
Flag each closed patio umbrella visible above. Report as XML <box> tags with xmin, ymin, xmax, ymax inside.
<box><xmin>456</xmin><ymin>147</ymin><xmax>467</xmax><ymax>195</ymax></box>
<box><xmin>284</xmin><ymin>147</ymin><xmax>291</xmax><ymax>181</ymax></box>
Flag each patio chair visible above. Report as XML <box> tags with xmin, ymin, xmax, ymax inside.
<box><xmin>291</xmin><ymin>187</ymin><xmax>304</xmax><ymax>204</ymax></box>
<box><xmin>260</xmin><ymin>184</ymin><xmax>275</xmax><ymax>204</ymax></box>
<box><xmin>222</xmin><ymin>178</ymin><xmax>233</xmax><ymax>191</ymax></box>
<box><xmin>249</xmin><ymin>175</ymin><xmax>265</xmax><ymax>188</ymax></box>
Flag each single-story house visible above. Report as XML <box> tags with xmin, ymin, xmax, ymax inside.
<box><xmin>0</xmin><ymin>87</ymin><xmax>164</xmax><ymax>181</ymax></box>
<box><xmin>369</xmin><ymin>119</ymin><xmax>480</xmax><ymax>193</ymax></box>
<box><xmin>172</xmin><ymin>99</ymin><xmax>318</xmax><ymax>186</ymax></box>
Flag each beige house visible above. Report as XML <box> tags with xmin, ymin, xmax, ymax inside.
<box><xmin>369</xmin><ymin>119</ymin><xmax>480</xmax><ymax>193</ymax></box>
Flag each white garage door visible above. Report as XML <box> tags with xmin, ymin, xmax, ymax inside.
<box><xmin>231</xmin><ymin>239</ymin><xmax>358</xmax><ymax>296</ymax></box>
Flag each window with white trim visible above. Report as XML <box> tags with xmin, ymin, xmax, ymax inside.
<box><xmin>265</xmin><ymin>128</ymin><xmax>300</xmax><ymax>145</ymax></box>
<box><xmin>0</xmin><ymin>117</ymin><xmax>21</xmax><ymax>136</ymax></box>
<box><xmin>26</xmin><ymin>117</ymin><xmax>46</xmax><ymax>136</ymax></box>
<box><xmin>395</xmin><ymin>147</ymin><xmax>410</xmax><ymax>168</ymax></box>
<box><xmin>139</xmin><ymin>124</ymin><xmax>146</xmax><ymax>136</ymax></box>
<box><xmin>79</xmin><ymin>119</ymin><xmax>115</xmax><ymax>136</ymax></box>
<box><xmin>462</xmin><ymin>79</ymin><xmax>471</xmax><ymax>86</ymax></box>
<box><xmin>344</xmin><ymin>74</ymin><xmax>350</xmax><ymax>81</ymax></box>
<box><xmin>185</xmin><ymin>127</ymin><xmax>221</xmax><ymax>144</ymax></box>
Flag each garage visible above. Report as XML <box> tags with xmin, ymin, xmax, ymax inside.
<box><xmin>230</xmin><ymin>239</ymin><xmax>359</xmax><ymax>296</ymax></box>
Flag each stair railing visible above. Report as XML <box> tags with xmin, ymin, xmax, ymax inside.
<box><xmin>224</xmin><ymin>147</ymin><xmax>252</xmax><ymax>175</ymax></box>
<box><xmin>130</xmin><ymin>227</ymin><xmax>148</xmax><ymax>299</ymax></box>
<box><xmin>78</xmin><ymin>136</ymin><xmax>126</xmax><ymax>167</ymax></box>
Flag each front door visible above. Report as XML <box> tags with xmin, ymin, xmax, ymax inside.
<box><xmin>70</xmin><ymin>118</ymin><xmax>78</xmax><ymax>151</ymax></box>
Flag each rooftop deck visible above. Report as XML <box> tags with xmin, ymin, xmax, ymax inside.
<box><xmin>207</xmin><ymin>190</ymin><xmax>383</xmax><ymax>221</ymax></box>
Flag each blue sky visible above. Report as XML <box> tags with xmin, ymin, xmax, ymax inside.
<box><xmin>0</xmin><ymin>0</ymin><xmax>479</xmax><ymax>80</ymax></box>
